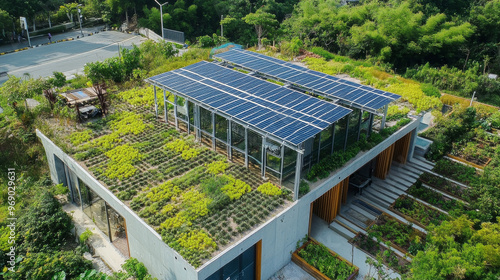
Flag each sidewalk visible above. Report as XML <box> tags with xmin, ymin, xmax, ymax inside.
<box><xmin>0</xmin><ymin>25</ymin><xmax>106</xmax><ymax>54</ymax></box>
<box><xmin>63</xmin><ymin>203</ymin><xmax>128</xmax><ymax>273</ymax></box>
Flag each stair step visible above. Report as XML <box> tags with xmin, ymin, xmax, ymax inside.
<box><xmin>413</xmin><ymin>155</ymin><xmax>435</xmax><ymax>166</ymax></box>
<box><xmin>335</xmin><ymin>215</ymin><xmax>366</xmax><ymax>234</ymax></box>
<box><xmin>349</xmin><ymin>203</ymin><xmax>378</xmax><ymax>221</ymax></box>
<box><xmin>352</xmin><ymin>199</ymin><xmax>384</xmax><ymax>217</ymax></box>
<box><xmin>340</xmin><ymin>207</ymin><xmax>375</xmax><ymax>230</ymax></box>
<box><xmin>359</xmin><ymin>191</ymin><xmax>391</xmax><ymax>209</ymax></box>
<box><xmin>329</xmin><ymin>220</ymin><xmax>357</xmax><ymax>240</ymax></box>
<box><xmin>374</xmin><ymin>178</ymin><xmax>409</xmax><ymax>194</ymax></box>
<box><xmin>369</xmin><ymin>182</ymin><xmax>401</xmax><ymax>198</ymax></box>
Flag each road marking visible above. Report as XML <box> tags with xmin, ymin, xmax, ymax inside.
<box><xmin>10</xmin><ymin>36</ymin><xmax>140</xmax><ymax>73</ymax></box>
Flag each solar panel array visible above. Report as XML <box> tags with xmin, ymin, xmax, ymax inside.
<box><xmin>214</xmin><ymin>49</ymin><xmax>400</xmax><ymax>112</ymax></box>
<box><xmin>147</xmin><ymin>61</ymin><xmax>351</xmax><ymax>145</ymax></box>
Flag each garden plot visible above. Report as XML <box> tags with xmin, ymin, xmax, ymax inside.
<box><xmin>66</xmin><ymin>101</ymin><xmax>292</xmax><ymax>268</ymax></box>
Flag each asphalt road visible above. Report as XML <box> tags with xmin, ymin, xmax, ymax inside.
<box><xmin>0</xmin><ymin>30</ymin><xmax>146</xmax><ymax>83</ymax></box>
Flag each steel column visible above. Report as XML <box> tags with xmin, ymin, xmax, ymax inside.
<box><xmin>331</xmin><ymin>123</ymin><xmax>336</xmax><ymax>154</ymax></box>
<box><xmin>153</xmin><ymin>86</ymin><xmax>158</xmax><ymax>119</ymax></box>
<box><xmin>344</xmin><ymin>117</ymin><xmax>350</xmax><ymax>151</ymax></box>
<box><xmin>279</xmin><ymin>144</ymin><xmax>285</xmax><ymax>185</ymax></box>
<box><xmin>163</xmin><ymin>89</ymin><xmax>167</xmax><ymax>123</ymax></box>
<box><xmin>211</xmin><ymin>111</ymin><xmax>216</xmax><ymax>151</ymax></box>
<box><xmin>228</xmin><ymin>119</ymin><xmax>232</xmax><ymax>160</ymax></box>
<box><xmin>293</xmin><ymin>150</ymin><xmax>303</xmax><ymax>201</ymax></box>
<box><xmin>174</xmin><ymin>95</ymin><xmax>178</xmax><ymax>129</ymax></box>
<box><xmin>261</xmin><ymin>136</ymin><xmax>266</xmax><ymax>178</ymax></box>
<box><xmin>244</xmin><ymin>127</ymin><xmax>249</xmax><ymax>168</ymax></box>
<box><xmin>381</xmin><ymin>104</ymin><xmax>389</xmax><ymax>129</ymax></box>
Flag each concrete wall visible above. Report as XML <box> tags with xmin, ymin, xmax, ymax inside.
<box><xmin>139</xmin><ymin>27</ymin><xmax>164</xmax><ymax>43</ymax></box>
<box><xmin>37</xmin><ymin>116</ymin><xmax>419</xmax><ymax>280</ymax></box>
<box><xmin>198</xmin><ymin>117</ymin><xmax>420</xmax><ymax>280</ymax></box>
<box><xmin>36</xmin><ymin>130</ymin><xmax>197</xmax><ymax>280</ymax></box>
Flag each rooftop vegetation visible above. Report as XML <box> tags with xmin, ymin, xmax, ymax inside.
<box><xmin>60</xmin><ymin>98</ymin><xmax>292</xmax><ymax>267</ymax></box>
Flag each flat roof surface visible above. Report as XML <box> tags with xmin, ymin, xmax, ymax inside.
<box><xmin>214</xmin><ymin>49</ymin><xmax>401</xmax><ymax>112</ymax></box>
<box><xmin>148</xmin><ymin>61</ymin><xmax>351</xmax><ymax>146</ymax></box>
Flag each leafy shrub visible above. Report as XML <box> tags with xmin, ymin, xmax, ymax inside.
<box><xmin>119</xmin><ymin>86</ymin><xmax>165</xmax><ymax>107</ymax></box>
<box><xmin>8</xmin><ymin>250</ymin><xmax>92</xmax><ymax>280</ymax></box>
<box><xmin>205</xmin><ymin>160</ymin><xmax>229</xmax><ymax>175</ymax></box>
<box><xmin>311</xmin><ymin>47</ymin><xmax>335</xmax><ymax>60</ymax></box>
<box><xmin>79</xmin><ymin>229</ymin><xmax>93</xmax><ymax>245</ymax></box>
<box><xmin>103</xmin><ymin>144</ymin><xmax>143</xmax><ymax>180</ymax></box>
<box><xmin>111</xmin><ymin>111</ymin><xmax>152</xmax><ymax>136</ymax></box>
<box><xmin>257</xmin><ymin>182</ymin><xmax>282</xmax><ymax>196</ymax></box>
<box><xmin>70</xmin><ymin>129</ymin><xmax>93</xmax><ymax>146</ymax></box>
<box><xmin>17</xmin><ymin>191</ymin><xmax>73</xmax><ymax>253</ymax></box>
<box><xmin>177</xmin><ymin>230</ymin><xmax>217</xmax><ymax>252</ymax></box>
<box><xmin>298</xmin><ymin>242</ymin><xmax>355</xmax><ymax>279</ymax></box>
<box><xmin>387</xmin><ymin>105</ymin><xmax>410</xmax><ymax>121</ymax></box>
<box><xmin>122</xmin><ymin>258</ymin><xmax>151</xmax><ymax>280</ymax></box>
<box><xmin>221</xmin><ymin>176</ymin><xmax>251</xmax><ymax>200</ymax></box>
<box><xmin>420</xmin><ymin>83</ymin><xmax>441</xmax><ymax>98</ymax></box>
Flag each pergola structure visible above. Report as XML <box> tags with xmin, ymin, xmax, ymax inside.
<box><xmin>146</xmin><ymin>51</ymin><xmax>401</xmax><ymax>201</ymax></box>
<box><xmin>146</xmin><ymin>61</ymin><xmax>353</xmax><ymax>200</ymax></box>
<box><xmin>214</xmin><ymin>49</ymin><xmax>400</xmax><ymax>129</ymax></box>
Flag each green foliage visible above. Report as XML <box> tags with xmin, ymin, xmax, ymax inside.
<box><xmin>121</xmin><ymin>258</ymin><xmax>153</xmax><ymax>280</ymax></box>
<box><xmin>79</xmin><ymin>229</ymin><xmax>93</xmax><ymax>245</ymax></box>
<box><xmin>281</xmin><ymin>37</ymin><xmax>303</xmax><ymax>57</ymax></box>
<box><xmin>70</xmin><ymin>129</ymin><xmax>93</xmax><ymax>146</ymax></box>
<box><xmin>220</xmin><ymin>176</ymin><xmax>251</xmax><ymax>200</ymax></box>
<box><xmin>420</xmin><ymin>83</ymin><xmax>441</xmax><ymax>98</ymax></box>
<box><xmin>165</xmin><ymin>138</ymin><xmax>200</xmax><ymax>160</ymax></box>
<box><xmin>257</xmin><ymin>182</ymin><xmax>282</xmax><ymax>196</ymax></box>
<box><xmin>298</xmin><ymin>242</ymin><xmax>355</xmax><ymax>279</ymax></box>
<box><xmin>17</xmin><ymin>191</ymin><xmax>73</xmax><ymax>253</ymax></box>
<box><xmin>110</xmin><ymin>111</ymin><xmax>152</xmax><ymax>136</ymax></box>
<box><xmin>205</xmin><ymin>160</ymin><xmax>228</xmax><ymax>175</ymax></box>
<box><xmin>104</xmin><ymin>144</ymin><xmax>143</xmax><ymax>180</ymax></box>
<box><xmin>118</xmin><ymin>86</ymin><xmax>166</xmax><ymax>107</ymax></box>
<box><xmin>409</xmin><ymin>216</ymin><xmax>500</xmax><ymax>279</ymax></box>
<box><xmin>6</xmin><ymin>250</ymin><xmax>92</xmax><ymax>280</ymax></box>
<box><xmin>299</xmin><ymin>180</ymin><xmax>310</xmax><ymax>195</ymax></box>
<box><xmin>386</xmin><ymin>105</ymin><xmax>410</xmax><ymax>121</ymax></box>
<box><xmin>177</xmin><ymin>229</ymin><xmax>217</xmax><ymax>252</ymax></box>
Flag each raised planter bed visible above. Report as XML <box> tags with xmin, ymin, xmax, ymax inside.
<box><xmin>349</xmin><ymin>232</ymin><xmax>410</xmax><ymax>274</ymax></box>
<box><xmin>406</xmin><ymin>181</ymin><xmax>468</xmax><ymax>212</ymax></box>
<box><xmin>367</xmin><ymin>213</ymin><xmax>426</xmax><ymax>257</ymax></box>
<box><xmin>431</xmin><ymin>159</ymin><xmax>479</xmax><ymax>185</ymax></box>
<box><xmin>389</xmin><ymin>195</ymin><xmax>449</xmax><ymax>228</ymax></box>
<box><xmin>447</xmin><ymin>154</ymin><xmax>491</xmax><ymax>170</ymax></box>
<box><xmin>292</xmin><ymin>238</ymin><xmax>359</xmax><ymax>280</ymax></box>
<box><xmin>418</xmin><ymin>172</ymin><xmax>469</xmax><ymax>202</ymax></box>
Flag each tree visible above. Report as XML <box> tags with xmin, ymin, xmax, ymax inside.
<box><xmin>17</xmin><ymin>191</ymin><xmax>73</xmax><ymax>253</ymax></box>
<box><xmin>59</xmin><ymin>3</ymin><xmax>78</xmax><ymax>22</ymax></box>
<box><xmin>243</xmin><ymin>8</ymin><xmax>278</xmax><ymax>49</ymax></box>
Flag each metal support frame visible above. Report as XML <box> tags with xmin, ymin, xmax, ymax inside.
<box><xmin>194</xmin><ymin>104</ymin><xmax>201</xmax><ymax>141</ymax></box>
<box><xmin>186</xmin><ymin>100</ymin><xmax>191</xmax><ymax>134</ymax></box>
<box><xmin>343</xmin><ymin>117</ymin><xmax>350</xmax><ymax>151</ymax></box>
<box><xmin>293</xmin><ymin>149</ymin><xmax>303</xmax><ymax>201</ymax></box>
<box><xmin>244</xmin><ymin>127</ymin><xmax>249</xmax><ymax>168</ymax></box>
<box><xmin>356</xmin><ymin>110</ymin><xmax>362</xmax><ymax>141</ymax></box>
<box><xmin>153</xmin><ymin>86</ymin><xmax>158</xmax><ymax>119</ymax></box>
<box><xmin>174</xmin><ymin>95</ymin><xmax>178</xmax><ymax>129</ymax></box>
<box><xmin>261</xmin><ymin>136</ymin><xmax>266</xmax><ymax>178</ymax></box>
<box><xmin>279</xmin><ymin>145</ymin><xmax>285</xmax><ymax>184</ymax></box>
<box><xmin>380</xmin><ymin>104</ymin><xmax>389</xmax><ymax>129</ymax></box>
<box><xmin>163</xmin><ymin>89</ymin><xmax>167</xmax><ymax>123</ymax></box>
<box><xmin>368</xmin><ymin>113</ymin><xmax>374</xmax><ymax>137</ymax></box>
<box><xmin>105</xmin><ymin>202</ymin><xmax>112</xmax><ymax>241</ymax></box>
<box><xmin>211</xmin><ymin>111</ymin><xmax>216</xmax><ymax>151</ymax></box>
<box><xmin>228</xmin><ymin>119</ymin><xmax>232</xmax><ymax>160</ymax></box>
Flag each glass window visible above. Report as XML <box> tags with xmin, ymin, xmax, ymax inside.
<box><xmin>266</xmin><ymin>139</ymin><xmax>281</xmax><ymax>172</ymax></box>
<box><xmin>108</xmin><ymin>204</ymin><xmax>129</xmax><ymax>257</ymax></box>
<box><xmin>334</xmin><ymin>116</ymin><xmax>348</xmax><ymax>152</ymax></box>
<box><xmin>360</xmin><ymin>111</ymin><xmax>371</xmax><ymax>137</ymax></box>
<box><xmin>200</xmin><ymin>107</ymin><xmax>212</xmax><ymax>133</ymax></box>
<box><xmin>68</xmin><ymin>171</ymin><xmax>81</xmax><ymax>206</ymax></box>
<box><xmin>176</xmin><ymin>96</ymin><xmax>187</xmax><ymax>121</ymax></box>
<box><xmin>215</xmin><ymin>114</ymin><xmax>228</xmax><ymax>141</ymax></box>
<box><xmin>80</xmin><ymin>181</ymin><xmax>109</xmax><ymax>237</ymax></box>
<box><xmin>247</xmin><ymin>129</ymin><xmax>261</xmax><ymax>165</ymax></box>
<box><xmin>231</xmin><ymin>122</ymin><xmax>245</xmax><ymax>151</ymax></box>
<box><xmin>347</xmin><ymin>109</ymin><xmax>361</xmax><ymax>146</ymax></box>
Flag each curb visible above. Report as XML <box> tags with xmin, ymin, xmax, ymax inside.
<box><xmin>0</xmin><ymin>30</ymin><xmax>104</xmax><ymax>56</ymax></box>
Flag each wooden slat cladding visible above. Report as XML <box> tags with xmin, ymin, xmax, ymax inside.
<box><xmin>255</xmin><ymin>240</ymin><xmax>262</xmax><ymax>280</ymax></box>
<box><xmin>393</xmin><ymin>131</ymin><xmax>412</xmax><ymax>164</ymax></box>
<box><xmin>374</xmin><ymin>143</ymin><xmax>395</xmax><ymax>179</ymax></box>
<box><xmin>313</xmin><ymin>180</ymin><xmax>345</xmax><ymax>223</ymax></box>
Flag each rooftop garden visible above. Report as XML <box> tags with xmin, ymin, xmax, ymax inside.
<box><xmin>41</xmin><ymin>92</ymin><xmax>292</xmax><ymax>267</ymax></box>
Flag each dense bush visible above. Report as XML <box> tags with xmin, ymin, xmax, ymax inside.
<box><xmin>17</xmin><ymin>191</ymin><xmax>73</xmax><ymax>253</ymax></box>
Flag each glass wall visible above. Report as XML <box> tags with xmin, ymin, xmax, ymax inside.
<box><xmin>319</xmin><ymin>124</ymin><xmax>334</xmax><ymax>160</ymax></box>
<box><xmin>334</xmin><ymin>116</ymin><xmax>348</xmax><ymax>152</ymax></box>
<box><xmin>80</xmin><ymin>180</ymin><xmax>109</xmax><ymax>237</ymax></box>
<box><xmin>282</xmin><ymin>146</ymin><xmax>297</xmax><ymax>181</ymax></box>
<box><xmin>231</xmin><ymin>122</ymin><xmax>245</xmax><ymax>151</ymax></box>
<box><xmin>360</xmin><ymin>111</ymin><xmax>371</xmax><ymax>137</ymax></box>
<box><xmin>108</xmin><ymin>204</ymin><xmax>130</xmax><ymax>257</ymax></box>
<box><xmin>68</xmin><ymin>170</ymin><xmax>81</xmax><ymax>206</ymax></box>
<box><xmin>215</xmin><ymin>114</ymin><xmax>228</xmax><ymax>141</ymax></box>
<box><xmin>347</xmin><ymin>108</ymin><xmax>361</xmax><ymax>147</ymax></box>
<box><xmin>247</xmin><ymin>129</ymin><xmax>262</xmax><ymax>169</ymax></box>
<box><xmin>200</xmin><ymin>107</ymin><xmax>212</xmax><ymax>134</ymax></box>
<box><xmin>266</xmin><ymin>139</ymin><xmax>281</xmax><ymax>179</ymax></box>
<box><xmin>188</xmin><ymin>101</ymin><xmax>195</xmax><ymax>134</ymax></box>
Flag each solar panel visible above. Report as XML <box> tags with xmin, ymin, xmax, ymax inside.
<box><xmin>147</xmin><ymin>61</ymin><xmax>351</xmax><ymax>146</ymax></box>
<box><xmin>214</xmin><ymin>49</ymin><xmax>400</xmax><ymax>112</ymax></box>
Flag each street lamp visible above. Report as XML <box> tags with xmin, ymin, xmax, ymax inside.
<box><xmin>77</xmin><ymin>4</ymin><xmax>83</xmax><ymax>37</ymax></box>
<box><xmin>154</xmin><ymin>0</ymin><xmax>168</xmax><ymax>40</ymax></box>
